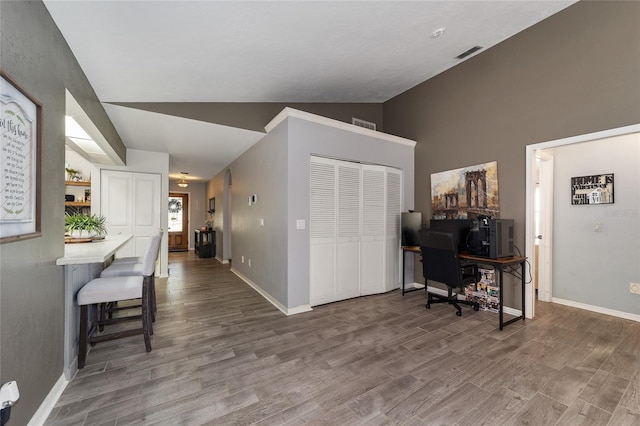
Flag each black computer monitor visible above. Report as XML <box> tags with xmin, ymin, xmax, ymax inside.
<box><xmin>429</xmin><ymin>219</ymin><xmax>473</xmax><ymax>252</ymax></box>
<box><xmin>401</xmin><ymin>212</ymin><xmax>422</xmax><ymax>246</ymax></box>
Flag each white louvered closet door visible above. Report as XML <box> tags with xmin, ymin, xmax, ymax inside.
<box><xmin>310</xmin><ymin>158</ymin><xmax>337</xmax><ymax>306</ymax></box>
<box><xmin>310</xmin><ymin>157</ymin><xmax>402</xmax><ymax>305</ymax></box>
<box><xmin>385</xmin><ymin>168</ymin><xmax>402</xmax><ymax>291</ymax></box>
<box><xmin>335</xmin><ymin>162</ymin><xmax>362</xmax><ymax>301</ymax></box>
<box><xmin>360</xmin><ymin>164</ymin><xmax>387</xmax><ymax>295</ymax></box>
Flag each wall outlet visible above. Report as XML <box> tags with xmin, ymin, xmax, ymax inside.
<box><xmin>241</xmin><ymin>255</ymin><xmax>244</xmax><ymax>263</ymax></box>
<box><xmin>248</xmin><ymin>259</ymin><xmax>251</xmax><ymax>267</ymax></box>
<box><xmin>593</xmin><ymin>222</ymin><xmax>602</xmax><ymax>232</ymax></box>
<box><xmin>630</xmin><ymin>282</ymin><xmax>640</xmax><ymax>294</ymax></box>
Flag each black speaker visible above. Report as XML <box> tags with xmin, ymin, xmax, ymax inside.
<box><xmin>65</xmin><ymin>194</ymin><xmax>75</xmax><ymax>202</ymax></box>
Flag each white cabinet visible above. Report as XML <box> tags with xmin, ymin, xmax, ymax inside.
<box><xmin>310</xmin><ymin>156</ymin><xmax>402</xmax><ymax>306</ymax></box>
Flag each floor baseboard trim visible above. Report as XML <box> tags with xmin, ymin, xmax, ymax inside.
<box><xmin>216</xmin><ymin>257</ymin><xmax>229</xmax><ymax>264</ymax></box>
<box><xmin>28</xmin><ymin>373</ymin><xmax>68</xmax><ymax>426</ymax></box>
<box><xmin>552</xmin><ymin>297</ymin><xmax>640</xmax><ymax>322</ymax></box>
<box><xmin>230</xmin><ymin>268</ymin><xmax>312</xmax><ymax>316</ymax></box>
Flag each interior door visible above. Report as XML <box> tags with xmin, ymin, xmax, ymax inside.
<box><xmin>360</xmin><ymin>164</ymin><xmax>386</xmax><ymax>296</ymax></box>
<box><xmin>536</xmin><ymin>152</ymin><xmax>554</xmax><ymax>302</ymax></box>
<box><xmin>336</xmin><ymin>162</ymin><xmax>362</xmax><ymax>301</ymax></box>
<box><xmin>310</xmin><ymin>158</ymin><xmax>337</xmax><ymax>305</ymax></box>
<box><xmin>385</xmin><ymin>168</ymin><xmax>402</xmax><ymax>291</ymax></box>
<box><xmin>101</xmin><ymin>170</ymin><xmax>161</xmax><ymax>258</ymax></box>
<box><xmin>168</xmin><ymin>192</ymin><xmax>189</xmax><ymax>251</ymax></box>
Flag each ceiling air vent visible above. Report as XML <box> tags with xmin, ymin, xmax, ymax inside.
<box><xmin>352</xmin><ymin>118</ymin><xmax>376</xmax><ymax>131</ymax></box>
<box><xmin>456</xmin><ymin>46</ymin><xmax>483</xmax><ymax>60</ymax></box>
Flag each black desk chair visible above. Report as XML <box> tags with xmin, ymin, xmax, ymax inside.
<box><xmin>418</xmin><ymin>229</ymin><xmax>480</xmax><ymax>316</ymax></box>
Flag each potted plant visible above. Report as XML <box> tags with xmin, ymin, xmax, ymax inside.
<box><xmin>65</xmin><ymin>167</ymin><xmax>80</xmax><ymax>181</ymax></box>
<box><xmin>65</xmin><ymin>212</ymin><xmax>107</xmax><ymax>239</ymax></box>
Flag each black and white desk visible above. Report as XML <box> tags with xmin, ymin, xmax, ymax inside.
<box><xmin>460</xmin><ymin>253</ymin><xmax>527</xmax><ymax>330</ymax></box>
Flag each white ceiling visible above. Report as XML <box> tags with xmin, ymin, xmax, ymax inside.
<box><xmin>44</xmin><ymin>0</ymin><xmax>576</xmax><ymax>181</ymax></box>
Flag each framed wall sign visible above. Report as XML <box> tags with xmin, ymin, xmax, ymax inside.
<box><xmin>0</xmin><ymin>70</ymin><xmax>42</xmax><ymax>243</ymax></box>
<box><xmin>571</xmin><ymin>173</ymin><xmax>614</xmax><ymax>205</ymax></box>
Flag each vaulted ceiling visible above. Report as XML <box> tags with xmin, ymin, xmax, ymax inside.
<box><xmin>44</xmin><ymin>0</ymin><xmax>576</xmax><ymax>181</ymax></box>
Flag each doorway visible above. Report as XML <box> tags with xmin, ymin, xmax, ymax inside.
<box><xmin>168</xmin><ymin>192</ymin><xmax>189</xmax><ymax>251</ymax></box>
<box><xmin>525</xmin><ymin>123</ymin><xmax>640</xmax><ymax>319</ymax></box>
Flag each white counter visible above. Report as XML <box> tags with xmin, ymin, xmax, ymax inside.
<box><xmin>56</xmin><ymin>234</ymin><xmax>132</xmax><ymax>265</ymax></box>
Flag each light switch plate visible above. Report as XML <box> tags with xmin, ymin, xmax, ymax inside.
<box><xmin>296</xmin><ymin>219</ymin><xmax>305</xmax><ymax>230</ymax></box>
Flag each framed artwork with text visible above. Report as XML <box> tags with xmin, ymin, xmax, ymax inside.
<box><xmin>0</xmin><ymin>70</ymin><xmax>42</xmax><ymax>243</ymax></box>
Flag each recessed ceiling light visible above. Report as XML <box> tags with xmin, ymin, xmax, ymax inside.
<box><xmin>431</xmin><ymin>28</ymin><xmax>445</xmax><ymax>38</ymax></box>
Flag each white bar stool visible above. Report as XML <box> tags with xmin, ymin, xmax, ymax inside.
<box><xmin>76</xmin><ymin>232</ymin><xmax>162</xmax><ymax>369</ymax></box>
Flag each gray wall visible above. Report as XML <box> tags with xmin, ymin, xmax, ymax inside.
<box><xmin>210</xmin><ymin>112</ymin><xmax>415</xmax><ymax>310</ymax></box>
<box><xmin>0</xmin><ymin>1</ymin><xmax>126</xmax><ymax>423</ymax></box>
<box><xmin>286</xmin><ymin>116</ymin><xmax>415</xmax><ymax>308</ymax></box>
<box><xmin>552</xmin><ymin>133</ymin><xmax>640</xmax><ymax>314</ymax></box>
<box><xmin>110</xmin><ymin>102</ymin><xmax>384</xmax><ymax>134</ymax></box>
<box><xmin>225</xmin><ymin>126</ymin><xmax>289</xmax><ymax>304</ymax></box>
<box><xmin>383</xmin><ymin>1</ymin><xmax>640</xmax><ymax>307</ymax></box>
<box><xmin>207</xmin><ymin>172</ymin><xmax>227</xmax><ymax>260</ymax></box>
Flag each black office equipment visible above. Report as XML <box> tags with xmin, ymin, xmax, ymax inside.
<box><xmin>467</xmin><ymin>218</ymin><xmax>514</xmax><ymax>259</ymax></box>
<box><xmin>401</xmin><ymin>212</ymin><xmax>422</xmax><ymax>246</ymax></box>
<box><xmin>418</xmin><ymin>229</ymin><xmax>480</xmax><ymax>316</ymax></box>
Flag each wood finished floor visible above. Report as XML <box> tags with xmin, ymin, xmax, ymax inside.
<box><xmin>47</xmin><ymin>251</ymin><xmax>640</xmax><ymax>425</ymax></box>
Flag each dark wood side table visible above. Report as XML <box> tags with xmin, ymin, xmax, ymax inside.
<box><xmin>194</xmin><ymin>229</ymin><xmax>215</xmax><ymax>258</ymax></box>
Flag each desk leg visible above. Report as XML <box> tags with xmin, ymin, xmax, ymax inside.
<box><xmin>521</xmin><ymin>261</ymin><xmax>526</xmax><ymax>322</ymax></box>
<box><xmin>402</xmin><ymin>250</ymin><xmax>406</xmax><ymax>295</ymax></box>
<box><xmin>499</xmin><ymin>266</ymin><xmax>504</xmax><ymax>330</ymax></box>
<box><xmin>500</xmin><ymin>260</ymin><xmax>527</xmax><ymax>328</ymax></box>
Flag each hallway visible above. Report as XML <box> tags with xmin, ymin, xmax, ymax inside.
<box><xmin>46</xmin><ymin>252</ymin><xmax>640</xmax><ymax>425</ymax></box>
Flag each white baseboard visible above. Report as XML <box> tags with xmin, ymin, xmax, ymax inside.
<box><xmin>216</xmin><ymin>257</ymin><xmax>229</xmax><ymax>264</ymax></box>
<box><xmin>28</xmin><ymin>374</ymin><xmax>68</xmax><ymax>426</ymax></box>
<box><xmin>230</xmin><ymin>268</ymin><xmax>312</xmax><ymax>316</ymax></box>
<box><xmin>552</xmin><ymin>297</ymin><xmax>640</xmax><ymax>322</ymax></box>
